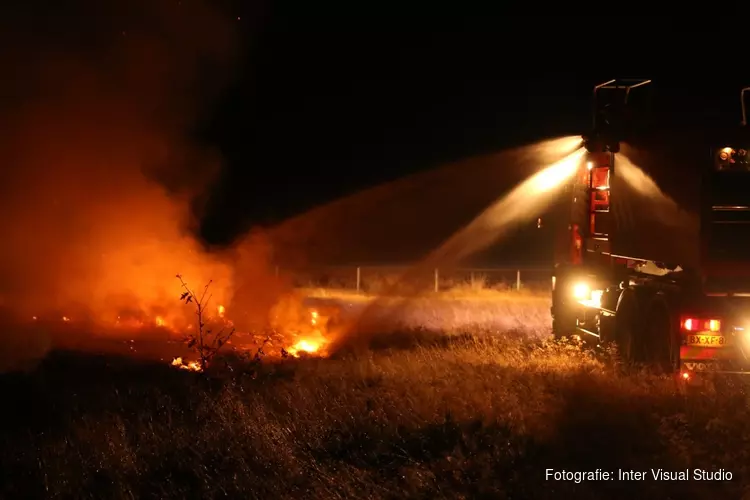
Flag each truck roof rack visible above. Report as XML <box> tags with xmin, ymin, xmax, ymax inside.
<box><xmin>592</xmin><ymin>78</ymin><xmax>652</xmax><ymax>130</ymax></box>
<box><xmin>741</xmin><ymin>87</ymin><xmax>750</xmax><ymax>126</ymax></box>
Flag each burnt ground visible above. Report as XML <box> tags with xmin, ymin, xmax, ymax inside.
<box><xmin>0</xmin><ymin>329</ymin><xmax>749</xmax><ymax>500</ymax></box>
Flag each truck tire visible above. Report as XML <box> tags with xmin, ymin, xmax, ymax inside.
<box><xmin>552</xmin><ymin>309</ymin><xmax>577</xmax><ymax>339</ymax></box>
<box><xmin>551</xmin><ymin>281</ymin><xmax>577</xmax><ymax>339</ymax></box>
<box><xmin>614</xmin><ymin>289</ymin><xmax>643</xmax><ymax>363</ymax></box>
<box><xmin>551</xmin><ymin>266</ymin><xmax>578</xmax><ymax>339</ymax></box>
<box><xmin>645</xmin><ymin>299</ymin><xmax>680</xmax><ymax>373</ymax></box>
<box><xmin>597</xmin><ymin>288</ymin><xmax>620</xmax><ymax>344</ymax></box>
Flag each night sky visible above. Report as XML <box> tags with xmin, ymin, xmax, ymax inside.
<box><xmin>199</xmin><ymin>11</ymin><xmax>750</xmax><ymax>248</ymax></box>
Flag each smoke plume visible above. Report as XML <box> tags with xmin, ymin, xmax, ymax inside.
<box><xmin>0</xmin><ymin>0</ymin><xmax>284</xmax><ymax>367</ymax></box>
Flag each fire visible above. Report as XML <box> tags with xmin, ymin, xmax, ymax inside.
<box><xmin>286</xmin><ymin>339</ymin><xmax>321</xmax><ymax>357</ymax></box>
<box><xmin>171</xmin><ymin>357</ymin><xmax>202</xmax><ymax>372</ymax></box>
<box><xmin>282</xmin><ymin>308</ymin><xmax>331</xmax><ymax>358</ymax></box>
<box><xmin>62</xmin><ymin>316</ymin><xmax>70</xmax><ymax>322</ymax></box>
<box><xmin>155</xmin><ymin>316</ymin><xmax>166</xmax><ymax>327</ymax></box>
<box><xmin>218</xmin><ymin>304</ymin><xmax>225</xmax><ymax>318</ymax></box>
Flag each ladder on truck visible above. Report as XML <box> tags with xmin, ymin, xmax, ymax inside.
<box><xmin>588</xmin><ymin>157</ymin><xmax>610</xmax><ymax>240</ymax></box>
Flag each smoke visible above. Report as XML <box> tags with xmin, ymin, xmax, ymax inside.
<box><xmin>0</xmin><ymin>0</ymin><xmax>283</xmax><ymax>351</ymax></box>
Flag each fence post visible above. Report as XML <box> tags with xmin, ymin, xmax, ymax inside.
<box><xmin>356</xmin><ymin>266</ymin><xmax>361</xmax><ymax>293</ymax></box>
<box><xmin>434</xmin><ymin>268</ymin><xmax>439</xmax><ymax>293</ymax></box>
<box><xmin>516</xmin><ymin>269</ymin><xmax>521</xmax><ymax>290</ymax></box>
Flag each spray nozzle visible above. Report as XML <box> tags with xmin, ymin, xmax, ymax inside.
<box><xmin>582</xmin><ymin>131</ymin><xmax>620</xmax><ymax>154</ymax></box>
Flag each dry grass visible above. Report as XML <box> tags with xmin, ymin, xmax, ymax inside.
<box><xmin>305</xmin><ymin>286</ymin><xmax>552</xmax><ymax>348</ymax></box>
<box><xmin>1</xmin><ymin>325</ymin><xmax>749</xmax><ymax>499</ymax></box>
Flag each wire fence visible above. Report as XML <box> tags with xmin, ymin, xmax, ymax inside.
<box><xmin>282</xmin><ymin>264</ymin><xmax>553</xmax><ymax>294</ymax></box>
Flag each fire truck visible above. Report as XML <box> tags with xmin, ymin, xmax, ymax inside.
<box><xmin>551</xmin><ymin>78</ymin><xmax>750</xmax><ymax>378</ymax></box>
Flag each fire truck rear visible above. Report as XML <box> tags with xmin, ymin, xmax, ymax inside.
<box><xmin>551</xmin><ymin>79</ymin><xmax>750</xmax><ymax>379</ymax></box>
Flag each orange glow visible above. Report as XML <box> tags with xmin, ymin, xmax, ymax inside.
<box><xmin>0</xmin><ymin>0</ymin><xmax>300</xmax><ymax>360</ymax></box>
<box><xmin>171</xmin><ymin>357</ymin><xmax>202</xmax><ymax>372</ymax></box>
<box><xmin>287</xmin><ymin>339</ymin><xmax>321</xmax><ymax>357</ymax></box>
<box><xmin>0</xmin><ymin>0</ymin><xmax>346</xmax><ymax>370</ymax></box>
<box><xmin>273</xmin><ymin>303</ymin><xmax>335</xmax><ymax>359</ymax></box>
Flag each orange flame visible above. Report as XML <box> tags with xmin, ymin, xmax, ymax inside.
<box><xmin>287</xmin><ymin>339</ymin><xmax>321</xmax><ymax>357</ymax></box>
<box><xmin>171</xmin><ymin>357</ymin><xmax>201</xmax><ymax>372</ymax></box>
<box><xmin>283</xmin><ymin>308</ymin><xmax>329</xmax><ymax>358</ymax></box>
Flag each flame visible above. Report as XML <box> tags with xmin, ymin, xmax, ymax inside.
<box><xmin>282</xmin><ymin>308</ymin><xmax>330</xmax><ymax>358</ymax></box>
<box><xmin>286</xmin><ymin>339</ymin><xmax>321</xmax><ymax>357</ymax></box>
<box><xmin>171</xmin><ymin>357</ymin><xmax>202</xmax><ymax>371</ymax></box>
<box><xmin>218</xmin><ymin>304</ymin><xmax>225</xmax><ymax>318</ymax></box>
<box><xmin>62</xmin><ymin>316</ymin><xmax>70</xmax><ymax>322</ymax></box>
<box><xmin>155</xmin><ymin>316</ymin><xmax>166</xmax><ymax>327</ymax></box>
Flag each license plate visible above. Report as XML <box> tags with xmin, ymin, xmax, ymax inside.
<box><xmin>686</xmin><ymin>335</ymin><xmax>726</xmax><ymax>347</ymax></box>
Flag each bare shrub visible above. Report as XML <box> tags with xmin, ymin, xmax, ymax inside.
<box><xmin>176</xmin><ymin>274</ymin><xmax>235</xmax><ymax>371</ymax></box>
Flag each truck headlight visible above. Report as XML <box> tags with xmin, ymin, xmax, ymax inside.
<box><xmin>590</xmin><ymin>290</ymin><xmax>603</xmax><ymax>308</ymax></box>
<box><xmin>572</xmin><ymin>282</ymin><xmax>590</xmax><ymax>300</ymax></box>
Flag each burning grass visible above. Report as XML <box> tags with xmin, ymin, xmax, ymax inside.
<box><xmin>1</xmin><ymin>328</ymin><xmax>749</xmax><ymax>499</ymax></box>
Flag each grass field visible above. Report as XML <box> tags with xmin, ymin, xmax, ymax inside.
<box><xmin>0</xmin><ymin>289</ymin><xmax>749</xmax><ymax>499</ymax></box>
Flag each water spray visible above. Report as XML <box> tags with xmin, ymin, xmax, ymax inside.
<box><xmin>331</xmin><ymin>136</ymin><xmax>585</xmax><ymax>348</ymax></box>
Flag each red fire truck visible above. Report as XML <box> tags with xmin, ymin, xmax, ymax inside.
<box><xmin>551</xmin><ymin>78</ymin><xmax>750</xmax><ymax>378</ymax></box>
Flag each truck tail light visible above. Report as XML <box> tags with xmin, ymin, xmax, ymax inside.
<box><xmin>681</xmin><ymin>317</ymin><xmax>721</xmax><ymax>332</ymax></box>
<box><xmin>682</xmin><ymin>318</ymin><xmax>696</xmax><ymax>331</ymax></box>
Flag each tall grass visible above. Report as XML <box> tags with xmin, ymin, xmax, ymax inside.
<box><xmin>1</xmin><ymin>330</ymin><xmax>748</xmax><ymax>499</ymax></box>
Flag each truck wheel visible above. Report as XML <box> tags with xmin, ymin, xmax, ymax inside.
<box><xmin>598</xmin><ymin>314</ymin><xmax>616</xmax><ymax>345</ymax></box>
<box><xmin>614</xmin><ymin>289</ymin><xmax>643</xmax><ymax>363</ymax></box>
<box><xmin>552</xmin><ymin>310</ymin><xmax>577</xmax><ymax>339</ymax></box>
<box><xmin>551</xmin><ymin>288</ymin><xmax>577</xmax><ymax>339</ymax></box>
<box><xmin>597</xmin><ymin>288</ymin><xmax>620</xmax><ymax>344</ymax></box>
<box><xmin>646</xmin><ymin>301</ymin><xmax>679</xmax><ymax>373</ymax></box>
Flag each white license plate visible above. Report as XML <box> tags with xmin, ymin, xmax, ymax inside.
<box><xmin>686</xmin><ymin>335</ymin><xmax>726</xmax><ymax>347</ymax></box>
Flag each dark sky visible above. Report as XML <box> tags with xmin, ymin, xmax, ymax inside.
<box><xmin>199</xmin><ymin>11</ymin><xmax>750</xmax><ymax>246</ymax></box>
<box><xmin>201</xmin><ymin>21</ymin><xmax>592</xmax><ymax>244</ymax></box>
